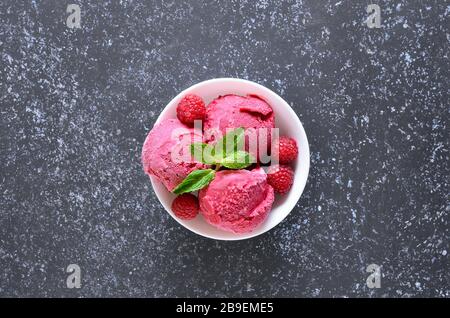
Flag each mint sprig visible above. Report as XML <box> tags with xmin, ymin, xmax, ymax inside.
<box><xmin>173</xmin><ymin>169</ymin><xmax>216</xmax><ymax>194</ymax></box>
<box><xmin>213</xmin><ymin>127</ymin><xmax>245</xmax><ymax>160</ymax></box>
<box><xmin>190</xmin><ymin>128</ymin><xmax>250</xmax><ymax>165</ymax></box>
<box><xmin>190</xmin><ymin>142</ymin><xmax>216</xmax><ymax>165</ymax></box>
<box><xmin>221</xmin><ymin>150</ymin><xmax>255</xmax><ymax>169</ymax></box>
<box><xmin>175</xmin><ymin>128</ymin><xmax>255</xmax><ymax>194</ymax></box>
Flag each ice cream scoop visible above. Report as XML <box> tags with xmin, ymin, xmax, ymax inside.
<box><xmin>142</xmin><ymin>118</ymin><xmax>206</xmax><ymax>191</ymax></box>
<box><xmin>203</xmin><ymin>94</ymin><xmax>275</xmax><ymax>162</ymax></box>
<box><xmin>198</xmin><ymin>168</ymin><xmax>275</xmax><ymax>233</ymax></box>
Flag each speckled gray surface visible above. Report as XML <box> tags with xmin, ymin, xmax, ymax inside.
<box><xmin>1</xmin><ymin>0</ymin><xmax>448</xmax><ymax>297</ymax></box>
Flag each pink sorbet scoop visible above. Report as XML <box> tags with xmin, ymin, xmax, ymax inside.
<box><xmin>199</xmin><ymin>168</ymin><xmax>275</xmax><ymax>233</ymax></box>
<box><xmin>142</xmin><ymin>118</ymin><xmax>206</xmax><ymax>191</ymax></box>
<box><xmin>203</xmin><ymin>94</ymin><xmax>275</xmax><ymax>162</ymax></box>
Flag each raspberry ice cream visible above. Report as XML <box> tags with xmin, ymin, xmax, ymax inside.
<box><xmin>204</xmin><ymin>95</ymin><xmax>275</xmax><ymax>161</ymax></box>
<box><xmin>198</xmin><ymin>168</ymin><xmax>275</xmax><ymax>233</ymax></box>
<box><xmin>142</xmin><ymin>118</ymin><xmax>206</xmax><ymax>191</ymax></box>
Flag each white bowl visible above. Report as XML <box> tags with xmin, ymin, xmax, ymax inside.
<box><xmin>149</xmin><ymin>78</ymin><xmax>310</xmax><ymax>240</ymax></box>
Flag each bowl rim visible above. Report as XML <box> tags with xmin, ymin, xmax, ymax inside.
<box><xmin>149</xmin><ymin>77</ymin><xmax>310</xmax><ymax>241</ymax></box>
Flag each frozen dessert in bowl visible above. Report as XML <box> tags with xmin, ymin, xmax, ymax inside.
<box><xmin>142</xmin><ymin>78</ymin><xmax>310</xmax><ymax>240</ymax></box>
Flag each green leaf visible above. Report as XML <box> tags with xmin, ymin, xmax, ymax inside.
<box><xmin>172</xmin><ymin>169</ymin><xmax>216</xmax><ymax>194</ymax></box>
<box><xmin>214</xmin><ymin>127</ymin><xmax>245</xmax><ymax>160</ymax></box>
<box><xmin>190</xmin><ymin>142</ymin><xmax>207</xmax><ymax>162</ymax></box>
<box><xmin>221</xmin><ymin>151</ymin><xmax>255</xmax><ymax>169</ymax></box>
<box><xmin>190</xmin><ymin>142</ymin><xmax>216</xmax><ymax>164</ymax></box>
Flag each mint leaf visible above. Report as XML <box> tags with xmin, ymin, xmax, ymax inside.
<box><xmin>190</xmin><ymin>142</ymin><xmax>207</xmax><ymax>162</ymax></box>
<box><xmin>190</xmin><ymin>142</ymin><xmax>216</xmax><ymax>164</ymax></box>
<box><xmin>172</xmin><ymin>169</ymin><xmax>216</xmax><ymax>194</ymax></box>
<box><xmin>214</xmin><ymin>127</ymin><xmax>245</xmax><ymax>160</ymax></box>
<box><xmin>221</xmin><ymin>151</ymin><xmax>255</xmax><ymax>169</ymax></box>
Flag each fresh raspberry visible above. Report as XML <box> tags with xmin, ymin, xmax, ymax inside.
<box><xmin>267</xmin><ymin>165</ymin><xmax>294</xmax><ymax>194</ymax></box>
<box><xmin>273</xmin><ymin>136</ymin><xmax>298</xmax><ymax>164</ymax></box>
<box><xmin>176</xmin><ymin>94</ymin><xmax>206</xmax><ymax>126</ymax></box>
<box><xmin>171</xmin><ymin>193</ymin><xmax>199</xmax><ymax>220</ymax></box>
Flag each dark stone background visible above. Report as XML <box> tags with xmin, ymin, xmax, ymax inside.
<box><xmin>0</xmin><ymin>0</ymin><xmax>448</xmax><ymax>297</ymax></box>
